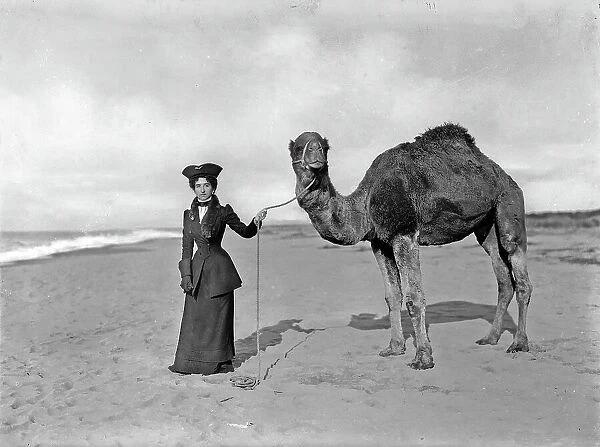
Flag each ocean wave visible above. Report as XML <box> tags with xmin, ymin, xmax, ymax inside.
<box><xmin>0</xmin><ymin>229</ymin><xmax>180</xmax><ymax>265</ymax></box>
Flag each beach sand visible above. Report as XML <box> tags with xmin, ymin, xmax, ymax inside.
<box><xmin>1</xmin><ymin>226</ymin><xmax>599</xmax><ymax>446</ymax></box>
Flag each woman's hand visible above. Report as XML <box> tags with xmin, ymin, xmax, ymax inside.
<box><xmin>253</xmin><ymin>209</ymin><xmax>267</xmax><ymax>227</ymax></box>
<box><xmin>180</xmin><ymin>276</ymin><xmax>193</xmax><ymax>293</ymax></box>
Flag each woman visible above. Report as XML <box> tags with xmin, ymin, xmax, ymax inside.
<box><xmin>168</xmin><ymin>163</ymin><xmax>267</xmax><ymax>375</ymax></box>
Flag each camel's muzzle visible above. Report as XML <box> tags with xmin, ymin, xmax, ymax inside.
<box><xmin>308</xmin><ymin>160</ymin><xmax>325</xmax><ymax>170</ymax></box>
<box><xmin>292</xmin><ymin>139</ymin><xmax>327</xmax><ymax>171</ymax></box>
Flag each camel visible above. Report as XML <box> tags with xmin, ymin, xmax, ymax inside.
<box><xmin>288</xmin><ymin>123</ymin><xmax>533</xmax><ymax>370</ymax></box>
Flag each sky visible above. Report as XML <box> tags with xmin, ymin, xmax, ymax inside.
<box><xmin>1</xmin><ymin>0</ymin><xmax>598</xmax><ymax>231</ymax></box>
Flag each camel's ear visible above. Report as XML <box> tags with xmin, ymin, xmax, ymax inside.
<box><xmin>322</xmin><ymin>137</ymin><xmax>330</xmax><ymax>152</ymax></box>
<box><xmin>288</xmin><ymin>140</ymin><xmax>295</xmax><ymax>153</ymax></box>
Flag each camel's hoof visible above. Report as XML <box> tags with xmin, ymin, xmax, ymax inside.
<box><xmin>475</xmin><ymin>335</ymin><xmax>499</xmax><ymax>346</ymax></box>
<box><xmin>506</xmin><ymin>338</ymin><xmax>529</xmax><ymax>353</ymax></box>
<box><xmin>408</xmin><ymin>350</ymin><xmax>434</xmax><ymax>370</ymax></box>
<box><xmin>379</xmin><ymin>344</ymin><xmax>406</xmax><ymax>357</ymax></box>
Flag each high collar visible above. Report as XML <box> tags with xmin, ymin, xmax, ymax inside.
<box><xmin>190</xmin><ymin>196</ymin><xmax>220</xmax><ymax>222</ymax></box>
<box><xmin>191</xmin><ymin>195</ymin><xmax>219</xmax><ymax>209</ymax></box>
<box><xmin>197</xmin><ymin>197</ymin><xmax>212</xmax><ymax>207</ymax></box>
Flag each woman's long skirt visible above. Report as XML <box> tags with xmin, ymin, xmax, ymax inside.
<box><xmin>169</xmin><ymin>287</ymin><xmax>235</xmax><ymax>375</ymax></box>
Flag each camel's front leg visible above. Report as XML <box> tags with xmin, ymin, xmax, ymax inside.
<box><xmin>392</xmin><ymin>233</ymin><xmax>434</xmax><ymax>370</ymax></box>
<box><xmin>371</xmin><ymin>240</ymin><xmax>406</xmax><ymax>356</ymax></box>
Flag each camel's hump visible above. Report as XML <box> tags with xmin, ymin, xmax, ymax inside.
<box><xmin>414</xmin><ymin>123</ymin><xmax>477</xmax><ymax>150</ymax></box>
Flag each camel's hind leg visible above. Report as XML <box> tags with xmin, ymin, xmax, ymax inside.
<box><xmin>495</xmin><ymin>189</ymin><xmax>534</xmax><ymax>353</ymax></box>
<box><xmin>392</xmin><ymin>233</ymin><xmax>434</xmax><ymax>370</ymax></box>
<box><xmin>371</xmin><ymin>240</ymin><xmax>406</xmax><ymax>356</ymax></box>
<box><xmin>474</xmin><ymin>221</ymin><xmax>515</xmax><ymax>345</ymax></box>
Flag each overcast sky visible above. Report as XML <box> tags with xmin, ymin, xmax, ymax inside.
<box><xmin>1</xmin><ymin>0</ymin><xmax>598</xmax><ymax>231</ymax></box>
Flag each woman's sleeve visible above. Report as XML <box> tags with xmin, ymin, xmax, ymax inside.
<box><xmin>178</xmin><ymin>210</ymin><xmax>194</xmax><ymax>277</ymax></box>
<box><xmin>224</xmin><ymin>204</ymin><xmax>258</xmax><ymax>239</ymax></box>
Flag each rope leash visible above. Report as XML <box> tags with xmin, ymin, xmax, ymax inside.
<box><xmin>230</xmin><ymin>178</ymin><xmax>316</xmax><ymax>390</ymax></box>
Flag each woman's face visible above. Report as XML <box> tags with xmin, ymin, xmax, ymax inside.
<box><xmin>194</xmin><ymin>177</ymin><xmax>214</xmax><ymax>201</ymax></box>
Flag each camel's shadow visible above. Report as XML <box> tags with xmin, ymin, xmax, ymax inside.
<box><xmin>348</xmin><ymin>300</ymin><xmax>517</xmax><ymax>342</ymax></box>
<box><xmin>233</xmin><ymin>300</ymin><xmax>516</xmax><ymax>368</ymax></box>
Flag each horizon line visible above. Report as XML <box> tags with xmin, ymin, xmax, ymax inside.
<box><xmin>1</xmin><ymin>208</ymin><xmax>599</xmax><ymax>233</ymax></box>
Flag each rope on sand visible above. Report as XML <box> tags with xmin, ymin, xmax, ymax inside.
<box><xmin>229</xmin><ymin>229</ymin><xmax>262</xmax><ymax>391</ymax></box>
<box><xmin>229</xmin><ymin>374</ymin><xmax>259</xmax><ymax>389</ymax></box>
<box><xmin>230</xmin><ymin>179</ymin><xmax>316</xmax><ymax>390</ymax></box>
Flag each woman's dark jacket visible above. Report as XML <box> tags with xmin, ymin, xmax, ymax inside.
<box><xmin>178</xmin><ymin>195</ymin><xmax>257</xmax><ymax>297</ymax></box>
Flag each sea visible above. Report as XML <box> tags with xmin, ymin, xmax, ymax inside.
<box><xmin>1</xmin><ymin>215</ymin><xmax>598</xmax><ymax>268</ymax></box>
<box><xmin>0</xmin><ymin>229</ymin><xmax>181</xmax><ymax>266</ymax></box>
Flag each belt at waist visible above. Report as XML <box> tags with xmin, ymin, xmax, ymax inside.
<box><xmin>194</xmin><ymin>243</ymin><xmax>223</xmax><ymax>256</ymax></box>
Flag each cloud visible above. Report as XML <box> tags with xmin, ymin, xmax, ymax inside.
<box><xmin>1</xmin><ymin>1</ymin><xmax>598</xmax><ymax>230</ymax></box>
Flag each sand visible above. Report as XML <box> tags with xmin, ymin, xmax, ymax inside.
<box><xmin>1</xmin><ymin>225</ymin><xmax>599</xmax><ymax>446</ymax></box>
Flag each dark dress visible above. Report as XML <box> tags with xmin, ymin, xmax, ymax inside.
<box><xmin>169</xmin><ymin>195</ymin><xmax>257</xmax><ymax>375</ymax></box>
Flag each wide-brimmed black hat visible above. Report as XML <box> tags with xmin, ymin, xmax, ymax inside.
<box><xmin>182</xmin><ymin>163</ymin><xmax>223</xmax><ymax>180</ymax></box>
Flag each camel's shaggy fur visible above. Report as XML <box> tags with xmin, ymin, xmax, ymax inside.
<box><xmin>289</xmin><ymin>123</ymin><xmax>533</xmax><ymax>370</ymax></box>
<box><xmin>416</xmin><ymin>122</ymin><xmax>477</xmax><ymax>148</ymax></box>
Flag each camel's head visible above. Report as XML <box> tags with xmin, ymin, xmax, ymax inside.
<box><xmin>288</xmin><ymin>131</ymin><xmax>329</xmax><ymax>174</ymax></box>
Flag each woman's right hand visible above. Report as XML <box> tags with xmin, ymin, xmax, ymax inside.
<box><xmin>180</xmin><ymin>276</ymin><xmax>193</xmax><ymax>293</ymax></box>
<box><xmin>253</xmin><ymin>208</ymin><xmax>267</xmax><ymax>227</ymax></box>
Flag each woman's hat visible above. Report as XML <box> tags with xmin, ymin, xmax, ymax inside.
<box><xmin>182</xmin><ymin>163</ymin><xmax>223</xmax><ymax>180</ymax></box>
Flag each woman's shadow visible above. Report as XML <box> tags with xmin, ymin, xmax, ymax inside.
<box><xmin>232</xmin><ymin>319</ymin><xmax>312</xmax><ymax>369</ymax></box>
<box><xmin>233</xmin><ymin>300</ymin><xmax>517</xmax><ymax>368</ymax></box>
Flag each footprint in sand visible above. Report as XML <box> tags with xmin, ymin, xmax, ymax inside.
<box><xmin>1</xmin><ymin>414</ymin><xmax>33</xmax><ymax>434</ymax></box>
<box><xmin>57</xmin><ymin>379</ymin><xmax>73</xmax><ymax>391</ymax></box>
<box><xmin>169</xmin><ymin>391</ymin><xmax>189</xmax><ymax>407</ymax></box>
<box><xmin>365</xmin><ymin>398</ymin><xmax>382</xmax><ymax>408</ymax></box>
<box><xmin>10</xmin><ymin>399</ymin><xmax>23</xmax><ymax>410</ymax></box>
<box><xmin>23</xmin><ymin>384</ymin><xmax>47</xmax><ymax>406</ymax></box>
<box><xmin>140</xmin><ymin>395</ymin><xmax>159</xmax><ymax>408</ymax></box>
<box><xmin>417</xmin><ymin>385</ymin><xmax>453</xmax><ymax>395</ymax></box>
<box><xmin>479</xmin><ymin>363</ymin><xmax>496</xmax><ymax>373</ymax></box>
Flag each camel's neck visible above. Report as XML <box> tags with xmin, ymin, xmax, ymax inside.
<box><xmin>297</xmin><ymin>171</ymin><xmax>371</xmax><ymax>245</ymax></box>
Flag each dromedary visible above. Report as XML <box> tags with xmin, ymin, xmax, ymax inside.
<box><xmin>288</xmin><ymin>123</ymin><xmax>533</xmax><ymax>370</ymax></box>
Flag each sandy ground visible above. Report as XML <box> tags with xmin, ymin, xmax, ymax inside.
<box><xmin>1</xmin><ymin>225</ymin><xmax>599</xmax><ymax>446</ymax></box>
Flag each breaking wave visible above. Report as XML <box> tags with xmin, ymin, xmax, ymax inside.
<box><xmin>0</xmin><ymin>229</ymin><xmax>180</xmax><ymax>266</ymax></box>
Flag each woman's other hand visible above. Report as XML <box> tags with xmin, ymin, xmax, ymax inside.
<box><xmin>253</xmin><ymin>209</ymin><xmax>267</xmax><ymax>227</ymax></box>
<box><xmin>180</xmin><ymin>276</ymin><xmax>193</xmax><ymax>293</ymax></box>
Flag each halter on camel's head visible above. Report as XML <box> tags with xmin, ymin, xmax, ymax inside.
<box><xmin>289</xmin><ymin>132</ymin><xmax>329</xmax><ymax>172</ymax></box>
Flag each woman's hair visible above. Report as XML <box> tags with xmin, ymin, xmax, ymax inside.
<box><xmin>189</xmin><ymin>175</ymin><xmax>217</xmax><ymax>191</ymax></box>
